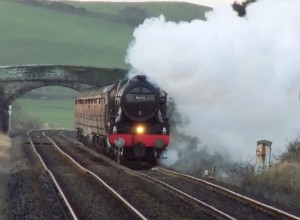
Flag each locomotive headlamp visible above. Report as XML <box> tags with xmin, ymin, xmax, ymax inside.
<box><xmin>136</xmin><ymin>126</ymin><xmax>144</xmax><ymax>134</ymax></box>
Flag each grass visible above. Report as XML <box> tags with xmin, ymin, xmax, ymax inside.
<box><xmin>0</xmin><ymin>0</ymin><xmax>134</xmax><ymax>68</ymax></box>
<box><xmin>0</xmin><ymin>0</ymin><xmax>209</xmax><ymax>68</ymax></box>
<box><xmin>14</xmin><ymin>98</ymin><xmax>76</xmax><ymax>128</ymax></box>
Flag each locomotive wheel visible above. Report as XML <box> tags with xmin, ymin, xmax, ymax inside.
<box><xmin>147</xmin><ymin>148</ymin><xmax>157</xmax><ymax>166</ymax></box>
<box><xmin>91</xmin><ymin>135</ymin><xmax>97</xmax><ymax>150</ymax></box>
<box><xmin>101</xmin><ymin>138</ymin><xmax>107</xmax><ymax>154</ymax></box>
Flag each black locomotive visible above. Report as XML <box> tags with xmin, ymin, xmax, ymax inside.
<box><xmin>75</xmin><ymin>75</ymin><xmax>170</xmax><ymax>167</ymax></box>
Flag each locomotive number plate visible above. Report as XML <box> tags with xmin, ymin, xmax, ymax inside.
<box><xmin>135</xmin><ymin>95</ymin><xmax>147</xmax><ymax>100</ymax></box>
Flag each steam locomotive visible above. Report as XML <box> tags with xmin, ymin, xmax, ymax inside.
<box><xmin>75</xmin><ymin>75</ymin><xmax>169</xmax><ymax>167</ymax></box>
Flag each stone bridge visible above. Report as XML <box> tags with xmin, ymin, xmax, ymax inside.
<box><xmin>0</xmin><ymin>65</ymin><xmax>128</xmax><ymax>132</ymax></box>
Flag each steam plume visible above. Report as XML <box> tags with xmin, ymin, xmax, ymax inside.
<box><xmin>126</xmin><ymin>0</ymin><xmax>300</xmax><ymax>164</ymax></box>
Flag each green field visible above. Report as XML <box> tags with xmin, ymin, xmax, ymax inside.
<box><xmin>0</xmin><ymin>0</ymin><xmax>209</xmax><ymax>68</ymax></box>
<box><xmin>14</xmin><ymin>98</ymin><xmax>76</xmax><ymax>128</ymax></box>
<box><xmin>0</xmin><ymin>0</ymin><xmax>134</xmax><ymax>68</ymax></box>
<box><xmin>1</xmin><ymin>0</ymin><xmax>209</xmax><ymax>128</ymax></box>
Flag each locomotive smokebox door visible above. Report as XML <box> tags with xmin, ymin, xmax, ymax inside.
<box><xmin>134</xmin><ymin>142</ymin><xmax>146</xmax><ymax>157</ymax></box>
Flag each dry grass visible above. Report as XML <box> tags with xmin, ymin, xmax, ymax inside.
<box><xmin>0</xmin><ymin>133</ymin><xmax>11</xmax><ymax>217</ymax></box>
<box><xmin>0</xmin><ymin>134</ymin><xmax>11</xmax><ymax>160</ymax></box>
<box><xmin>264</xmin><ymin>161</ymin><xmax>300</xmax><ymax>190</ymax></box>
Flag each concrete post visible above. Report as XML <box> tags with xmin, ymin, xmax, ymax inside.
<box><xmin>254</xmin><ymin>140</ymin><xmax>272</xmax><ymax>175</ymax></box>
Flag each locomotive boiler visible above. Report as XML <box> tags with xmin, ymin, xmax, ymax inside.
<box><xmin>75</xmin><ymin>75</ymin><xmax>169</xmax><ymax>167</ymax></box>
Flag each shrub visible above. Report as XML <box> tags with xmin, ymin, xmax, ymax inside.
<box><xmin>281</xmin><ymin>138</ymin><xmax>300</xmax><ymax>162</ymax></box>
<box><xmin>119</xmin><ymin>7</ymin><xmax>149</xmax><ymax>26</ymax></box>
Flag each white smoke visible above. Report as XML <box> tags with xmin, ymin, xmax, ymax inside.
<box><xmin>126</xmin><ymin>0</ymin><xmax>300</xmax><ymax>163</ymax></box>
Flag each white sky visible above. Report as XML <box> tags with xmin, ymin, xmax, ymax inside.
<box><xmin>61</xmin><ymin>0</ymin><xmax>236</xmax><ymax>7</ymax></box>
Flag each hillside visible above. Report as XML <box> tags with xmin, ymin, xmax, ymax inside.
<box><xmin>0</xmin><ymin>0</ymin><xmax>132</xmax><ymax>68</ymax></box>
<box><xmin>1</xmin><ymin>0</ymin><xmax>210</xmax><ymax>129</ymax></box>
<box><xmin>0</xmin><ymin>0</ymin><xmax>210</xmax><ymax>68</ymax></box>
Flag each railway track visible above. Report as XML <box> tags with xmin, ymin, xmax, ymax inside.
<box><xmin>27</xmin><ymin>130</ymin><xmax>145</xmax><ymax>220</ymax></box>
<box><xmin>136</xmin><ymin>167</ymin><xmax>300</xmax><ymax>220</ymax></box>
<box><xmin>49</xmin><ymin>130</ymin><xmax>222</xmax><ymax>219</ymax></box>
<box><xmin>59</xmin><ymin>130</ymin><xmax>261</xmax><ymax>219</ymax></box>
<box><xmin>156</xmin><ymin>168</ymin><xmax>300</xmax><ymax>220</ymax></box>
<box><xmin>58</xmin><ymin>132</ymin><xmax>232</xmax><ymax>219</ymax></box>
<box><xmin>59</xmin><ymin>129</ymin><xmax>300</xmax><ymax>220</ymax></box>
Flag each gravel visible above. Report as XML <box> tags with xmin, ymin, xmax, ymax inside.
<box><xmin>0</xmin><ymin>133</ymin><xmax>67</xmax><ymax>220</ymax></box>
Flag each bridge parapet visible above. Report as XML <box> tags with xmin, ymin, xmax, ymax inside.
<box><xmin>0</xmin><ymin>65</ymin><xmax>128</xmax><ymax>85</ymax></box>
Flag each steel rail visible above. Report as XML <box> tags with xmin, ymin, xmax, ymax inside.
<box><xmin>129</xmin><ymin>169</ymin><xmax>236</xmax><ymax>220</ymax></box>
<box><xmin>27</xmin><ymin>131</ymin><xmax>79</xmax><ymax>220</ymax></box>
<box><xmin>44</xmin><ymin>132</ymin><xmax>147</xmax><ymax>220</ymax></box>
<box><xmin>158</xmin><ymin>167</ymin><xmax>300</xmax><ymax>220</ymax></box>
<box><xmin>59</xmin><ymin>130</ymin><xmax>235</xmax><ymax>219</ymax></box>
<box><xmin>59</xmin><ymin>130</ymin><xmax>124</xmax><ymax>167</ymax></box>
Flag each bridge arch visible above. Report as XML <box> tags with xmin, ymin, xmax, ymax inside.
<box><xmin>4</xmin><ymin>81</ymin><xmax>90</xmax><ymax>104</ymax></box>
<box><xmin>0</xmin><ymin>65</ymin><xmax>128</xmax><ymax>132</ymax></box>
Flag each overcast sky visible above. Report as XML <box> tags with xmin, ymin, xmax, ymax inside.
<box><xmin>61</xmin><ymin>0</ymin><xmax>236</xmax><ymax>7</ymax></box>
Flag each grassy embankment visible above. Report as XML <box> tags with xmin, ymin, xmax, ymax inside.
<box><xmin>0</xmin><ymin>0</ymin><xmax>209</xmax><ymax>128</ymax></box>
<box><xmin>14</xmin><ymin>98</ymin><xmax>75</xmax><ymax>128</ymax></box>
